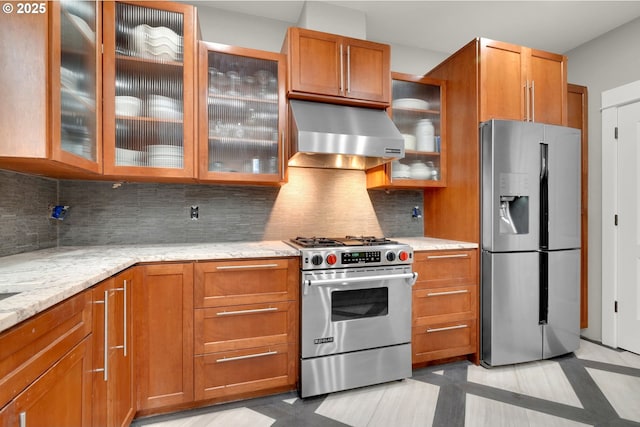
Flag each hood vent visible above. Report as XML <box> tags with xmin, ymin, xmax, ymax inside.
<box><xmin>288</xmin><ymin>100</ymin><xmax>404</xmax><ymax>170</ymax></box>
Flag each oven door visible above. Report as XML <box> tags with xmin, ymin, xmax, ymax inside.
<box><xmin>301</xmin><ymin>266</ymin><xmax>416</xmax><ymax>358</ymax></box>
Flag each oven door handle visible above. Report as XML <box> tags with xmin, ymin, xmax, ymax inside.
<box><xmin>303</xmin><ymin>272</ymin><xmax>418</xmax><ymax>295</ymax></box>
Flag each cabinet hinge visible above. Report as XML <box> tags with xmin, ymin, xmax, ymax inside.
<box><xmin>615</xmin><ymin>301</ymin><xmax>618</xmax><ymax>313</ymax></box>
<box><xmin>615</xmin><ymin>214</ymin><xmax>618</xmax><ymax>226</ymax></box>
<box><xmin>614</xmin><ymin>127</ymin><xmax>618</xmax><ymax>139</ymax></box>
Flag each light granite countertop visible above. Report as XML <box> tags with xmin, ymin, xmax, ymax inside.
<box><xmin>0</xmin><ymin>237</ymin><xmax>476</xmax><ymax>333</ymax></box>
<box><xmin>396</xmin><ymin>236</ymin><xmax>478</xmax><ymax>252</ymax></box>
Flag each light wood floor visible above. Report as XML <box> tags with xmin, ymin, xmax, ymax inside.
<box><xmin>132</xmin><ymin>340</ymin><xmax>640</xmax><ymax>427</ymax></box>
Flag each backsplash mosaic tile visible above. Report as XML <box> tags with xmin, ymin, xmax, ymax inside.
<box><xmin>1</xmin><ymin>167</ymin><xmax>423</xmax><ymax>253</ymax></box>
<box><xmin>0</xmin><ymin>170</ymin><xmax>58</xmax><ymax>257</ymax></box>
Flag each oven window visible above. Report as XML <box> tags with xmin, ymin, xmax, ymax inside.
<box><xmin>331</xmin><ymin>288</ymin><xmax>388</xmax><ymax>321</ymax></box>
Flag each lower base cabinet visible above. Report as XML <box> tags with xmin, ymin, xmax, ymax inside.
<box><xmin>0</xmin><ymin>292</ymin><xmax>93</xmax><ymax>426</ymax></box>
<box><xmin>0</xmin><ymin>337</ymin><xmax>93</xmax><ymax>427</ymax></box>
<box><xmin>133</xmin><ymin>263</ymin><xmax>194</xmax><ymax>413</ymax></box>
<box><xmin>412</xmin><ymin>249</ymin><xmax>479</xmax><ymax>364</ymax></box>
<box><xmin>92</xmin><ymin>269</ymin><xmax>135</xmax><ymax>427</ymax></box>
<box><xmin>133</xmin><ymin>258</ymin><xmax>298</xmax><ymax>416</ymax></box>
<box><xmin>193</xmin><ymin>259</ymin><xmax>299</xmax><ymax>403</ymax></box>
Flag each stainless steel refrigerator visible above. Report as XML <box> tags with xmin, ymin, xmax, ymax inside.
<box><xmin>480</xmin><ymin>119</ymin><xmax>581</xmax><ymax>367</ymax></box>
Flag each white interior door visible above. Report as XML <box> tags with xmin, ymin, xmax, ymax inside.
<box><xmin>617</xmin><ymin>101</ymin><xmax>640</xmax><ymax>354</ymax></box>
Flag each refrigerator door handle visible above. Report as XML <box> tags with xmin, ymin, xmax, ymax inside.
<box><xmin>539</xmin><ymin>251</ymin><xmax>549</xmax><ymax>325</ymax></box>
<box><xmin>540</xmin><ymin>143</ymin><xmax>549</xmax><ymax>249</ymax></box>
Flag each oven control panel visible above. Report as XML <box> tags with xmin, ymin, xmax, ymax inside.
<box><xmin>342</xmin><ymin>251</ymin><xmax>381</xmax><ymax>264</ymax></box>
<box><xmin>299</xmin><ymin>245</ymin><xmax>413</xmax><ymax>270</ymax></box>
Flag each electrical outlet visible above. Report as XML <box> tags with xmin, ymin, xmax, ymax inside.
<box><xmin>190</xmin><ymin>206</ymin><xmax>199</xmax><ymax>220</ymax></box>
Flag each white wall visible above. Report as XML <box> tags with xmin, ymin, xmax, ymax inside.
<box><xmin>195</xmin><ymin>5</ymin><xmax>291</xmax><ymax>52</ymax></box>
<box><xmin>565</xmin><ymin>17</ymin><xmax>640</xmax><ymax>342</ymax></box>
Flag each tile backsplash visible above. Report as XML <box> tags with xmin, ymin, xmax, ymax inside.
<box><xmin>1</xmin><ymin>167</ymin><xmax>423</xmax><ymax>255</ymax></box>
<box><xmin>0</xmin><ymin>170</ymin><xmax>58</xmax><ymax>257</ymax></box>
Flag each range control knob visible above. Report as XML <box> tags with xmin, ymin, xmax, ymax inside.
<box><xmin>326</xmin><ymin>253</ymin><xmax>338</xmax><ymax>265</ymax></box>
<box><xmin>386</xmin><ymin>251</ymin><xmax>396</xmax><ymax>262</ymax></box>
<box><xmin>311</xmin><ymin>254</ymin><xmax>324</xmax><ymax>266</ymax></box>
<box><xmin>398</xmin><ymin>251</ymin><xmax>409</xmax><ymax>262</ymax></box>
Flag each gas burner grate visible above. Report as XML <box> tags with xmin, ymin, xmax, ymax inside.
<box><xmin>291</xmin><ymin>236</ymin><xmax>399</xmax><ymax>248</ymax></box>
<box><xmin>291</xmin><ymin>237</ymin><xmax>346</xmax><ymax>248</ymax></box>
<box><xmin>344</xmin><ymin>235</ymin><xmax>399</xmax><ymax>245</ymax></box>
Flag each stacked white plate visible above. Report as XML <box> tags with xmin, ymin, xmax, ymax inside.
<box><xmin>409</xmin><ymin>161</ymin><xmax>433</xmax><ymax>179</ymax></box>
<box><xmin>147</xmin><ymin>145</ymin><xmax>183</xmax><ymax>168</ymax></box>
<box><xmin>116</xmin><ymin>147</ymin><xmax>144</xmax><ymax>166</ymax></box>
<box><xmin>133</xmin><ymin>24</ymin><xmax>181</xmax><ymax>61</ymax></box>
<box><xmin>115</xmin><ymin>96</ymin><xmax>142</xmax><ymax>116</ymax></box>
<box><xmin>67</xmin><ymin>13</ymin><xmax>95</xmax><ymax>43</ymax></box>
<box><xmin>147</xmin><ymin>94</ymin><xmax>182</xmax><ymax>120</ymax></box>
<box><xmin>60</xmin><ymin>67</ymin><xmax>80</xmax><ymax>90</ymax></box>
<box><xmin>392</xmin><ymin>98</ymin><xmax>429</xmax><ymax>110</ymax></box>
<box><xmin>391</xmin><ymin>161</ymin><xmax>411</xmax><ymax>179</ymax></box>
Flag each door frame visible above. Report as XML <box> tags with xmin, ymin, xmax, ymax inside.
<box><xmin>601</xmin><ymin>80</ymin><xmax>640</xmax><ymax>348</ymax></box>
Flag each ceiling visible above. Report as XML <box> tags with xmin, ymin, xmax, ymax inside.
<box><xmin>188</xmin><ymin>1</ymin><xmax>640</xmax><ymax>54</ymax></box>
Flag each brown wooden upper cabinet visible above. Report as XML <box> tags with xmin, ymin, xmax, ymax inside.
<box><xmin>479</xmin><ymin>38</ymin><xmax>568</xmax><ymax>126</ymax></box>
<box><xmin>198</xmin><ymin>42</ymin><xmax>287</xmax><ymax>185</ymax></box>
<box><xmin>0</xmin><ymin>0</ymin><xmax>102</xmax><ymax>178</ymax></box>
<box><xmin>283</xmin><ymin>27</ymin><xmax>391</xmax><ymax>106</ymax></box>
<box><xmin>367</xmin><ymin>73</ymin><xmax>447</xmax><ymax>189</ymax></box>
<box><xmin>102</xmin><ymin>1</ymin><xmax>198</xmax><ymax>182</ymax></box>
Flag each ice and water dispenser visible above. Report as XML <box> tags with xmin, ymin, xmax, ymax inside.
<box><xmin>498</xmin><ymin>173</ymin><xmax>529</xmax><ymax>235</ymax></box>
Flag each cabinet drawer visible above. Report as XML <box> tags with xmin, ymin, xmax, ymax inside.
<box><xmin>413</xmin><ymin>285</ymin><xmax>477</xmax><ymax>324</ymax></box>
<box><xmin>0</xmin><ymin>292</ymin><xmax>92</xmax><ymax>409</ymax></box>
<box><xmin>194</xmin><ymin>302</ymin><xmax>296</xmax><ymax>354</ymax></box>
<box><xmin>194</xmin><ymin>258</ymin><xmax>297</xmax><ymax>307</ymax></box>
<box><xmin>414</xmin><ymin>249</ymin><xmax>477</xmax><ymax>289</ymax></box>
<box><xmin>412</xmin><ymin>319</ymin><xmax>477</xmax><ymax>364</ymax></box>
<box><xmin>194</xmin><ymin>343</ymin><xmax>296</xmax><ymax>401</ymax></box>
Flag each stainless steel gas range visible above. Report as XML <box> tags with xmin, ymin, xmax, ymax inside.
<box><xmin>289</xmin><ymin>236</ymin><xmax>417</xmax><ymax>398</ymax></box>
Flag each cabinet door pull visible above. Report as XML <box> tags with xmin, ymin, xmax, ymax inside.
<box><xmin>426</xmin><ymin>253</ymin><xmax>469</xmax><ymax>260</ymax></box>
<box><xmin>93</xmin><ymin>290</ymin><xmax>109</xmax><ymax>381</ymax></box>
<box><xmin>281</xmin><ymin>132</ymin><xmax>286</xmax><ymax>180</ymax></box>
<box><xmin>530</xmin><ymin>80</ymin><xmax>535</xmax><ymax>122</ymax></box>
<box><xmin>113</xmin><ymin>279</ymin><xmax>129</xmax><ymax>356</ymax></box>
<box><xmin>524</xmin><ymin>81</ymin><xmax>529</xmax><ymax>121</ymax></box>
<box><xmin>339</xmin><ymin>44</ymin><xmax>344</xmax><ymax>93</ymax></box>
<box><xmin>216</xmin><ymin>263</ymin><xmax>279</xmax><ymax>270</ymax></box>
<box><xmin>19</xmin><ymin>411</ymin><xmax>26</xmax><ymax>427</ymax></box>
<box><xmin>346</xmin><ymin>45</ymin><xmax>351</xmax><ymax>94</ymax></box>
<box><xmin>426</xmin><ymin>289</ymin><xmax>469</xmax><ymax>297</ymax></box>
<box><xmin>216</xmin><ymin>350</ymin><xmax>277</xmax><ymax>363</ymax></box>
<box><xmin>217</xmin><ymin>307</ymin><xmax>278</xmax><ymax>316</ymax></box>
<box><xmin>427</xmin><ymin>324</ymin><xmax>468</xmax><ymax>333</ymax></box>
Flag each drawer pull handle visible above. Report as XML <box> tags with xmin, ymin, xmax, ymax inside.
<box><xmin>216</xmin><ymin>263</ymin><xmax>279</xmax><ymax>270</ymax></box>
<box><xmin>427</xmin><ymin>290</ymin><xmax>469</xmax><ymax>297</ymax></box>
<box><xmin>427</xmin><ymin>254</ymin><xmax>469</xmax><ymax>259</ymax></box>
<box><xmin>217</xmin><ymin>307</ymin><xmax>278</xmax><ymax>316</ymax></box>
<box><xmin>216</xmin><ymin>350</ymin><xmax>277</xmax><ymax>363</ymax></box>
<box><xmin>427</xmin><ymin>324</ymin><xmax>468</xmax><ymax>333</ymax></box>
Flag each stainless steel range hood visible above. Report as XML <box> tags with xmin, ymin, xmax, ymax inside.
<box><xmin>288</xmin><ymin>100</ymin><xmax>404</xmax><ymax>170</ymax></box>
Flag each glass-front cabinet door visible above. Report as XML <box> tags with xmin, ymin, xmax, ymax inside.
<box><xmin>198</xmin><ymin>42</ymin><xmax>286</xmax><ymax>184</ymax></box>
<box><xmin>102</xmin><ymin>1</ymin><xmax>197</xmax><ymax>180</ymax></box>
<box><xmin>367</xmin><ymin>73</ymin><xmax>446</xmax><ymax>189</ymax></box>
<box><xmin>51</xmin><ymin>0</ymin><xmax>102</xmax><ymax>173</ymax></box>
